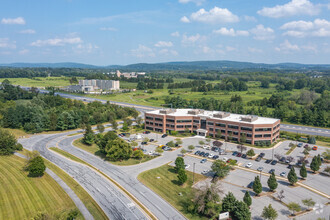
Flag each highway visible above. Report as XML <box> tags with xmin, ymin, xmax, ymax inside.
<box><xmin>52</xmin><ymin>90</ymin><xmax>330</xmax><ymax>137</ymax></box>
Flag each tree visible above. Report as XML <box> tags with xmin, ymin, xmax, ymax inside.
<box><xmin>237</xmin><ymin>144</ymin><xmax>247</xmax><ymax>153</ymax></box>
<box><xmin>267</xmin><ymin>171</ymin><xmax>278</xmax><ymax>192</ymax></box>
<box><xmin>288</xmin><ymin>167</ymin><xmax>298</xmax><ymax>185</ymax></box>
<box><xmin>177</xmin><ymin>168</ymin><xmax>187</xmax><ymax>185</ymax></box>
<box><xmin>132</xmin><ymin>150</ymin><xmax>144</xmax><ymax>159</ymax></box>
<box><xmin>0</xmin><ymin>128</ymin><xmax>22</xmax><ymax>155</ymax></box>
<box><xmin>310</xmin><ymin>155</ymin><xmax>321</xmax><ymax>173</ymax></box>
<box><xmin>26</xmin><ymin>156</ymin><xmax>46</xmax><ymax>177</ymax></box>
<box><xmin>130</xmin><ymin>141</ymin><xmax>138</xmax><ymax>147</ymax></box>
<box><xmin>175</xmin><ymin>138</ymin><xmax>183</xmax><ymax>145</ymax></box>
<box><xmin>188</xmin><ymin>145</ymin><xmax>195</xmax><ymax>150</ymax></box>
<box><xmin>300</xmin><ymin>163</ymin><xmax>307</xmax><ymax>179</ymax></box>
<box><xmin>324</xmin><ymin>166</ymin><xmax>330</xmax><ymax>175</ymax></box>
<box><xmin>261</xmin><ymin>204</ymin><xmax>278</xmax><ymax>220</ymax></box>
<box><xmin>167</xmin><ymin>141</ymin><xmax>175</xmax><ymax>148</ymax></box>
<box><xmin>322</xmin><ymin>149</ymin><xmax>330</xmax><ymax>160</ymax></box>
<box><xmin>246</xmin><ymin>149</ymin><xmax>255</xmax><ymax>157</ymax></box>
<box><xmin>213</xmin><ymin>141</ymin><xmax>223</xmax><ymax>147</ymax></box>
<box><xmin>155</xmin><ymin>147</ymin><xmax>163</xmax><ymax>154</ymax></box>
<box><xmin>232</xmin><ymin>201</ymin><xmax>251</xmax><ymax>220</ymax></box>
<box><xmin>253</xmin><ymin>176</ymin><xmax>262</xmax><ymax>196</ymax></box>
<box><xmin>276</xmin><ymin>190</ymin><xmax>285</xmax><ymax>202</ymax></box>
<box><xmin>243</xmin><ymin>191</ymin><xmax>252</xmax><ymax>207</ymax></box>
<box><xmin>274</xmin><ymin>154</ymin><xmax>281</xmax><ymax>160</ymax></box>
<box><xmin>180</xmin><ymin>148</ymin><xmax>187</xmax><ymax>155</ymax></box>
<box><xmin>82</xmin><ymin>124</ymin><xmax>94</xmax><ymax>145</ymax></box>
<box><xmin>96</xmin><ymin>124</ymin><xmax>105</xmax><ymax>133</ymax></box>
<box><xmin>111</xmin><ymin>120</ymin><xmax>118</xmax><ymax>131</ymax></box>
<box><xmin>287</xmin><ymin>202</ymin><xmax>301</xmax><ymax>216</ymax></box>
<box><xmin>222</xmin><ymin>192</ymin><xmax>237</xmax><ymax>213</ymax></box>
<box><xmin>303</xmin><ymin>149</ymin><xmax>310</xmax><ymax>155</ymax></box>
<box><xmin>143</xmin><ymin>137</ymin><xmax>149</xmax><ymax>143</ymax></box>
<box><xmin>240</xmin><ymin>133</ymin><xmax>247</xmax><ymax>144</ymax></box>
<box><xmin>105</xmin><ymin>138</ymin><xmax>132</xmax><ymax>161</ymax></box>
<box><xmin>302</xmin><ymin>198</ymin><xmax>315</xmax><ymax>210</ymax></box>
<box><xmin>308</xmin><ymin>136</ymin><xmax>316</xmax><ymax>144</ymax></box>
<box><xmin>199</xmin><ymin>140</ymin><xmax>205</xmax><ymax>145</ymax></box>
<box><xmin>211</xmin><ymin>160</ymin><xmax>231</xmax><ymax>179</ymax></box>
<box><xmin>175</xmin><ymin>157</ymin><xmax>185</xmax><ymax>173</ymax></box>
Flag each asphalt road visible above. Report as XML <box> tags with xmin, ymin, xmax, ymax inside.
<box><xmin>19</xmin><ymin>133</ymin><xmax>148</xmax><ymax>220</ymax></box>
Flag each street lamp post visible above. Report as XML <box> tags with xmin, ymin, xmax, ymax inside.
<box><xmin>272</xmin><ymin>146</ymin><xmax>274</xmax><ymax>161</ymax></box>
<box><xmin>193</xmin><ymin>162</ymin><xmax>196</xmax><ymax>184</ymax></box>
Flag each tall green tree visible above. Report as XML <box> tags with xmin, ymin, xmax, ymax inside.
<box><xmin>82</xmin><ymin>124</ymin><xmax>94</xmax><ymax>145</ymax></box>
<box><xmin>211</xmin><ymin>160</ymin><xmax>231</xmax><ymax>179</ymax></box>
<box><xmin>267</xmin><ymin>171</ymin><xmax>278</xmax><ymax>192</ymax></box>
<box><xmin>308</xmin><ymin>136</ymin><xmax>316</xmax><ymax>144</ymax></box>
<box><xmin>243</xmin><ymin>191</ymin><xmax>252</xmax><ymax>207</ymax></box>
<box><xmin>300</xmin><ymin>163</ymin><xmax>307</xmax><ymax>179</ymax></box>
<box><xmin>253</xmin><ymin>176</ymin><xmax>262</xmax><ymax>196</ymax></box>
<box><xmin>96</xmin><ymin>124</ymin><xmax>105</xmax><ymax>133</ymax></box>
<box><xmin>261</xmin><ymin>204</ymin><xmax>278</xmax><ymax>220</ymax></box>
<box><xmin>222</xmin><ymin>192</ymin><xmax>237</xmax><ymax>213</ymax></box>
<box><xmin>310</xmin><ymin>156</ymin><xmax>321</xmax><ymax>173</ymax></box>
<box><xmin>288</xmin><ymin>167</ymin><xmax>298</xmax><ymax>185</ymax></box>
<box><xmin>175</xmin><ymin>157</ymin><xmax>185</xmax><ymax>173</ymax></box>
<box><xmin>232</xmin><ymin>201</ymin><xmax>251</xmax><ymax>220</ymax></box>
<box><xmin>177</xmin><ymin>168</ymin><xmax>187</xmax><ymax>185</ymax></box>
<box><xmin>0</xmin><ymin>128</ymin><xmax>22</xmax><ymax>155</ymax></box>
<box><xmin>26</xmin><ymin>156</ymin><xmax>46</xmax><ymax>177</ymax></box>
<box><xmin>105</xmin><ymin>138</ymin><xmax>132</xmax><ymax>161</ymax></box>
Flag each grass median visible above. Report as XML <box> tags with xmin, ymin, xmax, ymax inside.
<box><xmin>138</xmin><ymin>164</ymin><xmax>207</xmax><ymax>220</ymax></box>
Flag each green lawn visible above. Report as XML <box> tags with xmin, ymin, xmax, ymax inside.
<box><xmin>0</xmin><ymin>76</ymin><xmax>83</xmax><ymax>88</ymax></box>
<box><xmin>72</xmin><ymin>138</ymin><xmax>157</xmax><ymax>166</ymax></box>
<box><xmin>138</xmin><ymin>164</ymin><xmax>207</xmax><ymax>220</ymax></box>
<box><xmin>0</xmin><ymin>155</ymin><xmax>82</xmax><ymax>220</ymax></box>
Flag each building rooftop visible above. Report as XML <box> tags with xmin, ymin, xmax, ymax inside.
<box><xmin>147</xmin><ymin>109</ymin><xmax>279</xmax><ymax>125</ymax></box>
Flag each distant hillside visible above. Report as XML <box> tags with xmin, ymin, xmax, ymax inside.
<box><xmin>1</xmin><ymin>60</ymin><xmax>330</xmax><ymax>71</ymax></box>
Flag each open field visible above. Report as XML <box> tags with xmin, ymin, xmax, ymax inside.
<box><xmin>0</xmin><ymin>77</ymin><xmax>83</xmax><ymax>88</ymax></box>
<box><xmin>138</xmin><ymin>164</ymin><xmax>207</xmax><ymax>220</ymax></box>
<box><xmin>0</xmin><ymin>155</ymin><xmax>81</xmax><ymax>220</ymax></box>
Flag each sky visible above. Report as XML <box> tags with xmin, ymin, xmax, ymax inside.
<box><xmin>0</xmin><ymin>0</ymin><xmax>330</xmax><ymax>65</ymax></box>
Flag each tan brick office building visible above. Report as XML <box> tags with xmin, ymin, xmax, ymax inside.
<box><xmin>145</xmin><ymin>109</ymin><xmax>280</xmax><ymax>145</ymax></box>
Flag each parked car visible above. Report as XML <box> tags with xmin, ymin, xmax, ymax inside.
<box><xmin>271</xmin><ymin>160</ymin><xmax>278</xmax><ymax>165</ymax></box>
<box><xmin>143</xmin><ymin>131</ymin><xmax>151</xmax><ymax>134</ymax></box>
<box><xmin>237</xmin><ymin>153</ymin><xmax>242</xmax><ymax>157</ymax></box>
<box><xmin>246</xmin><ymin>162</ymin><xmax>253</xmax><ymax>168</ymax></box>
<box><xmin>200</xmin><ymin>152</ymin><xmax>205</xmax><ymax>157</ymax></box>
<box><xmin>312</xmin><ymin>146</ymin><xmax>318</xmax><ymax>151</ymax></box>
<box><xmin>201</xmin><ymin>170</ymin><xmax>209</xmax><ymax>175</ymax></box>
<box><xmin>213</xmin><ymin>155</ymin><xmax>219</xmax><ymax>160</ymax></box>
<box><xmin>280</xmin><ymin>172</ymin><xmax>286</xmax><ymax>177</ymax></box>
<box><xmin>257</xmin><ymin>167</ymin><xmax>264</xmax><ymax>171</ymax></box>
<box><xmin>280</xmin><ymin>157</ymin><xmax>286</xmax><ymax>163</ymax></box>
<box><xmin>222</xmin><ymin>157</ymin><xmax>228</xmax><ymax>162</ymax></box>
<box><xmin>149</xmin><ymin>139</ymin><xmax>154</xmax><ymax>142</ymax></box>
<box><xmin>232</xmin><ymin>151</ymin><xmax>238</xmax><ymax>156</ymax></box>
<box><xmin>247</xmin><ymin>181</ymin><xmax>254</xmax><ymax>189</ymax></box>
<box><xmin>195</xmin><ymin>151</ymin><xmax>201</xmax><ymax>155</ymax></box>
<box><xmin>141</xmin><ymin>142</ymin><xmax>147</xmax><ymax>145</ymax></box>
<box><xmin>304</xmin><ymin>144</ymin><xmax>309</xmax><ymax>149</ymax></box>
<box><xmin>201</xmin><ymin>159</ymin><xmax>207</xmax><ymax>163</ymax></box>
<box><xmin>161</xmin><ymin>134</ymin><xmax>167</xmax><ymax>138</ymax></box>
<box><xmin>287</xmin><ymin>165</ymin><xmax>293</xmax><ymax>169</ymax></box>
<box><xmin>255</xmin><ymin>156</ymin><xmax>262</xmax><ymax>162</ymax></box>
<box><xmin>265</xmin><ymin>159</ymin><xmax>272</xmax><ymax>164</ymax></box>
<box><xmin>208</xmin><ymin>153</ymin><xmax>214</xmax><ymax>158</ymax></box>
<box><xmin>269</xmin><ymin>169</ymin><xmax>275</xmax><ymax>174</ymax></box>
<box><xmin>185</xmin><ymin>164</ymin><xmax>190</xmax><ymax>169</ymax></box>
<box><xmin>259</xmin><ymin>153</ymin><xmax>265</xmax><ymax>158</ymax></box>
<box><xmin>219</xmin><ymin>149</ymin><xmax>225</xmax><ymax>154</ymax></box>
<box><xmin>241</xmin><ymin>154</ymin><xmax>247</xmax><ymax>159</ymax></box>
<box><xmin>297</xmin><ymin>143</ymin><xmax>303</xmax><ymax>147</ymax></box>
<box><xmin>204</xmin><ymin>153</ymin><xmax>209</xmax><ymax>158</ymax></box>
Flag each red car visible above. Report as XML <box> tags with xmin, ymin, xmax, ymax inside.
<box><xmin>237</xmin><ymin>153</ymin><xmax>242</xmax><ymax>157</ymax></box>
<box><xmin>312</xmin><ymin>146</ymin><xmax>318</xmax><ymax>151</ymax></box>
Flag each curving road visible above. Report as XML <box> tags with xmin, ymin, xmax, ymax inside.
<box><xmin>19</xmin><ymin>133</ymin><xmax>148</xmax><ymax>220</ymax></box>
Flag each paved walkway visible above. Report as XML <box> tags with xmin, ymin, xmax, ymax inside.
<box><xmin>14</xmin><ymin>152</ymin><xmax>94</xmax><ymax>220</ymax></box>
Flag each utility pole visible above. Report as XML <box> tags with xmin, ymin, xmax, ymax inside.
<box><xmin>272</xmin><ymin>146</ymin><xmax>274</xmax><ymax>161</ymax></box>
<box><xmin>193</xmin><ymin>163</ymin><xmax>196</xmax><ymax>184</ymax></box>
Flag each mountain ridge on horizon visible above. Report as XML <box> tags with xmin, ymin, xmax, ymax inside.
<box><xmin>1</xmin><ymin>60</ymin><xmax>330</xmax><ymax>71</ymax></box>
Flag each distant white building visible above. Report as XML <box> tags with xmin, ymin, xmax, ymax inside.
<box><xmin>65</xmin><ymin>79</ymin><xmax>120</xmax><ymax>93</ymax></box>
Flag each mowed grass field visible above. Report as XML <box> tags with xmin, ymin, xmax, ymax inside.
<box><xmin>0</xmin><ymin>77</ymin><xmax>83</xmax><ymax>88</ymax></box>
<box><xmin>0</xmin><ymin>155</ymin><xmax>81</xmax><ymax>220</ymax></box>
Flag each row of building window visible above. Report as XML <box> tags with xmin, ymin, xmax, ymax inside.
<box><xmin>255</xmin><ymin>134</ymin><xmax>272</xmax><ymax>138</ymax></box>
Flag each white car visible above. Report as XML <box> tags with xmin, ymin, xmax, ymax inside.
<box><xmin>280</xmin><ymin>172</ymin><xmax>286</xmax><ymax>177</ymax></box>
<box><xmin>246</xmin><ymin>162</ymin><xmax>253</xmax><ymax>168</ymax></box>
<box><xmin>148</xmin><ymin>151</ymin><xmax>154</xmax><ymax>155</ymax></box>
<box><xmin>201</xmin><ymin>170</ymin><xmax>208</xmax><ymax>174</ymax></box>
<box><xmin>185</xmin><ymin>164</ymin><xmax>190</xmax><ymax>169</ymax></box>
<box><xmin>208</xmin><ymin>153</ymin><xmax>214</xmax><ymax>158</ymax></box>
<box><xmin>222</xmin><ymin>157</ymin><xmax>228</xmax><ymax>162</ymax></box>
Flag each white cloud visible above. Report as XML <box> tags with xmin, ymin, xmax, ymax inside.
<box><xmin>154</xmin><ymin>41</ymin><xmax>173</xmax><ymax>47</ymax></box>
<box><xmin>187</xmin><ymin>7</ymin><xmax>239</xmax><ymax>24</ymax></box>
<box><xmin>248</xmin><ymin>47</ymin><xmax>263</xmax><ymax>53</ymax></box>
<box><xmin>180</xmin><ymin>16</ymin><xmax>190</xmax><ymax>23</ymax></box>
<box><xmin>257</xmin><ymin>0</ymin><xmax>320</xmax><ymax>18</ymax></box>
<box><xmin>0</xmin><ymin>38</ymin><xmax>16</xmax><ymax>49</ymax></box>
<box><xmin>100</xmin><ymin>27</ymin><xmax>117</xmax><ymax>31</ymax></box>
<box><xmin>281</xmin><ymin>19</ymin><xmax>330</xmax><ymax>37</ymax></box>
<box><xmin>244</xmin><ymin>15</ymin><xmax>257</xmax><ymax>22</ymax></box>
<box><xmin>178</xmin><ymin>0</ymin><xmax>204</xmax><ymax>6</ymax></box>
<box><xmin>159</xmin><ymin>49</ymin><xmax>178</xmax><ymax>56</ymax></box>
<box><xmin>131</xmin><ymin>44</ymin><xmax>155</xmax><ymax>58</ymax></box>
<box><xmin>275</xmin><ymin>40</ymin><xmax>300</xmax><ymax>52</ymax></box>
<box><xmin>250</xmin><ymin>24</ymin><xmax>275</xmax><ymax>41</ymax></box>
<box><xmin>74</xmin><ymin>43</ymin><xmax>98</xmax><ymax>54</ymax></box>
<box><xmin>171</xmin><ymin>31</ymin><xmax>180</xmax><ymax>37</ymax></box>
<box><xmin>19</xmin><ymin>29</ymin><xmax>35</xmax><ymax>34</ymax></box>
<box><xmin>213</xmin><ymin>27</ymin><xmax>249</xmax><ymax>37</ymax></box>
<box><xmin>181</xmin><ymin>34</ymin><xmax>204</xmax><ymax>44</ymax></box>
<box><xmin>1</xmin><ymin>17</ymin><xmax>25</xmax><ymax>25</ymax></box>
<box><xmin>19</xmin><ymin>49</ymin><xmax>29</xmax><ymax>55</ymax></box>
<box><xmin>31</xmin><ymin>37</ymin><xmax>83</xmax><ymax>47</ymax></box>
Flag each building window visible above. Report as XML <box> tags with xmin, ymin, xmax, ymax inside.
<box><xmin>233</xmin><ymin>132</ymin><xmax>239</xmax><ymax>135</ymax></box>
<box><xmin>166</xmin><ymin>119</ymin><xmax>175</xmax><ymax>122</ymax></box>
<box><xmin>176</xmin><ymin>120</ymin><xmax>192</xmax><ymax>123</ymax></box>
<box><xmin>263</xmin><ymin>134</ymin><xmax>271</xmax><ymax>137</ymax></box>
<box><xmin>221</xmin><ymin>130</ymin><xmax>226</xmax><ymax>133</ymax></box>
<box><xmin>166</xmin><ymin>124</ymin><xmax>170</xmax><ymax>127</ymax></box>
<box><xmin>241</xmin><ymin>126</ymin><xmax>252</xmax><ymax>131</ymax></box>
<box><xmin>146</xmin><ymin>121</ymin><xmax>150</xmax><ymax>124</ymax></box>
<box><xmin>255</xmin><ymin>134</ymin><xmax>262</xmax><ymax>138</ymax></box>
<box><xmin>177</xmin><ymin>125</ymin><xmax>184</xmax><ymax>128</ymax></box>
<box><xmin>228</xmin><ymin>125</ymin><xmax>239</xmax><ymax>129</ymax></box>
<box><xmin>207</xmin><ymin>121</ymin><xmax>214</xmax><ymax>126</ymax></box>
<box><xmin>215</xmin><ymin>123</ymin><xmax>226</xmax><ymax>127</ymax></box>
<box><xmin>185</xmin><ymin>125</ymin><xmax>192</xmax><ymax>128</ymax></box>
<box><xmin>193</xmin><ymin>120</ymin><xmax>199</xmax><ymax>123</ymax></box>
<box><xmin>247</xmin><ymin>133</ymin><xmax>252</xmax><ymax>137</ymax></box>
<box><xmin>255</xmin><ymin>128</ymin><xmax>272</xmax><ymax>132</ymax></box>
<box><xmin>209</xmin><ymin>128</ymin><xmax>214</xmax><ymax>131</ymax></box>
<box><xmin>155</xmin><ymin>118</ymin><xmax>163</xmax><ymax>122</ymax></box>
<box><xmin>146</xmin><ymin>116</ymin><xmax>153</xmax><ymax>120</ymax></box>
<box><xmin>149</xmin><ymin>122</ymin><xmax>153</xmax><ymax>125</ymax></box>
<box><xmin>193</xmin><ymin>125</ymin><xmax>198</xmax><ymax>129</ymax></box>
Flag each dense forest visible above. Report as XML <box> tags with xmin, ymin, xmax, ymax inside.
<box><xmin>0</xmin><ymin>81</ymin><xmax>139</xmax><ymax>133</ymax></box>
